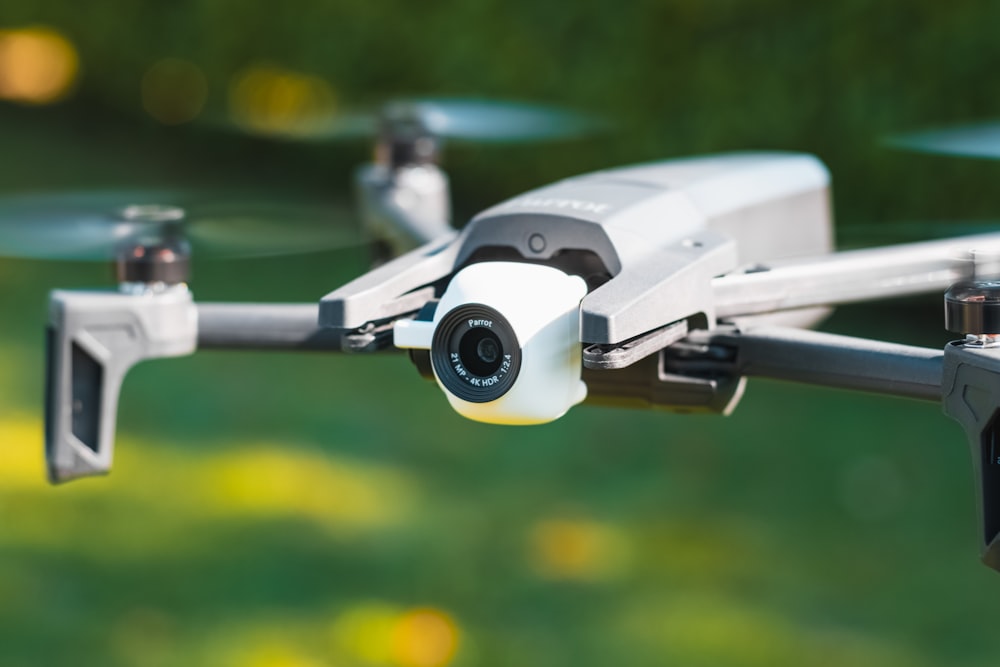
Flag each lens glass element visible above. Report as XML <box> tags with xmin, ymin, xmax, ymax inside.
<box><xmin>477</xmin><ymin>337</ymin><xmax>499</xmax><ymax>364</ymax></box>
<box><xmin>459</xmin><ymin>328</ymin><xmax>502</xmax><ymax>376</ymax></box>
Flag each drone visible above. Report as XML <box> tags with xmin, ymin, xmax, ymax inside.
<box><xmin>10</xmin><ymin>99</ymin><xmax>1000</xmax><ymax>574</ymax></box>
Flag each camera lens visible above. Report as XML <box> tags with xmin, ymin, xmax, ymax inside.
<box><xmin>459</xmin><ymin>328</ymin><xmax>502</xmax><ymax>376</ymax></box>
<box><xmin>431</xmin><ymin>303</ymin><xmax>522</xmax><ymax>403</ymax></box>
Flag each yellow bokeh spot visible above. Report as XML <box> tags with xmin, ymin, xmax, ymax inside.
<box><xmin>0</xmin><ymin>415</ymin><xmax>44</xmax><ymax>487</ymax></box>
<box><xmin>228</xmin><ymin>63</ymin><xmax>336</xmax><ymax>138</ymax></box>
<box><xmin>330</xmin><ymin>604</ymin><xmax>460</xmax><ymax>667</ymax></box>
<box><xmin>0</xmin><ymin>26</ymin><xmax>79</xmax><ymax>104</ymax></box>
<box><xmin>390</xmin><ymin>608</ymin><xmax>460</xmax><ymax>667</ymax></box>
<box><xmin>330</xmin><ymin>602</ymin><xmax>400</xmax><ymax>664</ymax></box>
<box><xmin>529</xmin><ymin>516</ymin><xmax>631</xmax><ymax>582</ymax></box>
<box><xmin>240</xmin><ymin>642</ymin><xmax>326</xmax><ymax>667</ymax></box>
<box><xmin>141</xmin><ymin>57</ymin><xmax>208</xmax><ymax>125</ymax></box>
<box><xmin>0</xmin><ymin>421</ymin><xmax>415</xmax><ymax>563</ymax></box>
<box><xmin>208</xmin><ymin>630</ymin><xmax>327</xmax><ymax>667</ymax></box>
<box><xmin>200</xmin><ymin>446</ymin><xmax>407</xmax><ymax>529</ymax></box>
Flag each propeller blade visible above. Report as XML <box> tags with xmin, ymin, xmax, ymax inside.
<box><xmin>384</xmin><ymin>98</ymin><xmax>609</xmax><ymax>143</ymax></box>
<box><xmin>229</xmin><ymin>108</ymin><xmax>378</xmax><ymax>142</ymax></box>
<box><xmin>183</xmin><ymin>198</ymin><xmax>364</xmax><ymax>258</ymax></box>
<box><xmin>886</xmin><ymin>121</ymin><xmax>1000</xmax><ymax>160</ymax></box>
<box><xmin>0</xmin><ymin>190</ymin><xmax>364</xmax><ymax>261</ymax></box>
<box><xmin>225</xmin><ymin>96</ymin><xmax>607</xmax><ymax>144</ymax></box>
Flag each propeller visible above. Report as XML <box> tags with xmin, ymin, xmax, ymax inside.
<box><xmin>0</xmin><ymin>189</ymin><xmax>364</xmax><ymax>262</ymax></box>
<box><xmin>227</xmin><ymin>96</ymin><xmax>608</xmax><ymax>144</ymax></box>
<box><xmin>886</xmin><ymin>120</ymin><xmax>1000</xmax><ymax>160</ymax></box>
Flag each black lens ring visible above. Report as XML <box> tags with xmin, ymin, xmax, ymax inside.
<box><xmin>431</xmin><ymin>304</ymin><xmax>522</xmax><ymax>403</ymax></box>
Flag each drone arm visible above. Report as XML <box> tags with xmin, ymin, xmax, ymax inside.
<box><xmin>196</xmin><ymin>303</ymin><xmax>342</xmax><ymax>351</ymax></box>
<box><xmin>46</xmin><ymin>298</ymin><xmax>382</xmax><ymax>485</ymax></box>
<box><xmin>713</xmin><ymin>233</ymin><xmax>1000</xmax><ymax>318</ymax></box>
<box><xmin>354</xmin><ymin>163</ymin><xmax>452</xmax><ymax>257</ymax></box>
<box><xmin>671</xmin><ymin>328</ymin><xmax>1000</xmax><ymax>571</ymax></box>
<box><xmin>688</xmin><ymin>327</ymin><xmax>945</xmax><ymax>402</ymax></box>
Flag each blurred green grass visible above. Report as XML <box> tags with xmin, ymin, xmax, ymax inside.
<box><xmin>2</xmin><ymin>4</ymin><xmax>1000</xmax><ymax>664</ymax></box>
<box><xmin>2</xmin><ymin>288</ymin><xmax>994</xmax><ymax>666</ymax></box>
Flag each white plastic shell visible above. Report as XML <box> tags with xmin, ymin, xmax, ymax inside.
<box><xmin>394</xmin><ymin>262</ymin><xmax>588</xmax><ymax>424</ymax></box>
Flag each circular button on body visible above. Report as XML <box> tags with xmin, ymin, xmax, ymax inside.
<box><xmin>528</xmin><ymin>233</ymin><xmax>546</xmax><ymax>253</ymax></box>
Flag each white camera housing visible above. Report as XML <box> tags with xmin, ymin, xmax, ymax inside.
<box><xmin>394</xmin><ymin>261</ymin><xmax>588</xmax><ymax>424</ymax></box>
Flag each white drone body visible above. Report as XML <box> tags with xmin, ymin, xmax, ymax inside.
<box><xmin>381</xmin><ymin>152</ymin><xmax>831</xmax><ymax>423</ymax></box>
<box><xmin>39</xmin><ymin>150</ymin><xmax>1000</xmax><ymax>574</ymax></box>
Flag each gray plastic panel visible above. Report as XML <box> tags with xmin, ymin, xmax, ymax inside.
<box><xmin>46</xmin><ymin>287</ymin><xmax>197</xmax><ymax>483</ymax></box>
<box><xmin>943</xmin><ymin>342</ymin><xmax>1000</xmax><ymax>572</ymax></box>
<box><xmin>319</xmin><ymin>232</ymin><xmax>458</xmax><ymax>329</ymax></box>
<box><xmin>321</xmin><ymin>152</ymin><xmax>831</xmax><ymax>346</ymax></box>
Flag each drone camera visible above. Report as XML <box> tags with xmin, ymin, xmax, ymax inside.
<box><xmin>430</xmin><ymin>303</ymin><xmax>522</xmax><ymax>403</ymax></box>
<box><xmin>395</xmin><ymin>261</ymin><xmax>588</xmax><ymax>424</ymax></box>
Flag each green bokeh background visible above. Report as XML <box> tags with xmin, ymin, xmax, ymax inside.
<box><xmin>2</xmin><ymin>2</ymin><xmax>1000</xmax><ymax>666</ymax></box>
